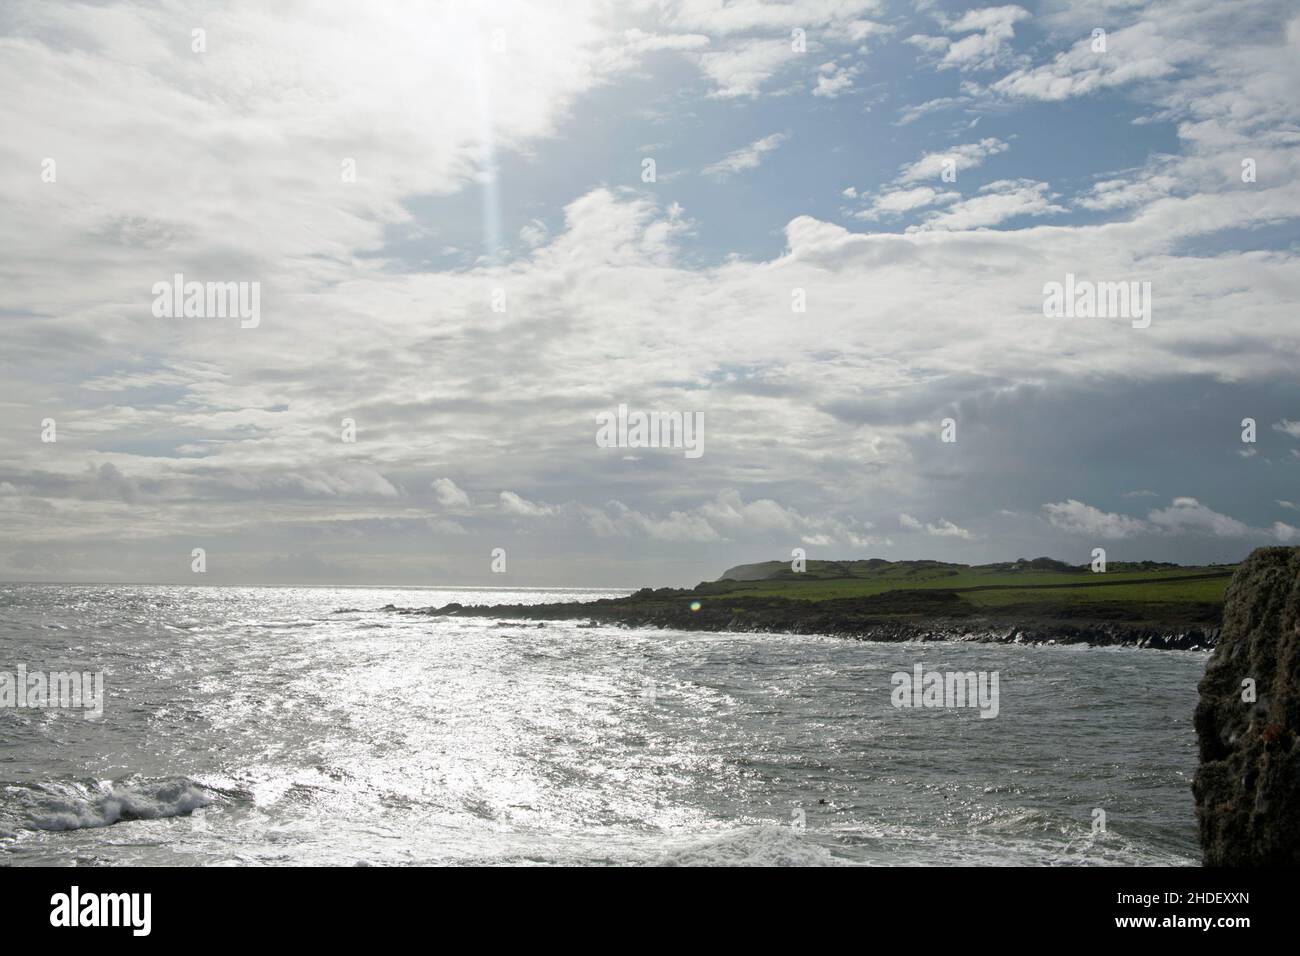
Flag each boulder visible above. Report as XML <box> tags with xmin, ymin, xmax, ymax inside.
<box><xmin>1193</xmin><ymin>546</ymin><xmax>1300</xmax><ymax>865</ymax></box>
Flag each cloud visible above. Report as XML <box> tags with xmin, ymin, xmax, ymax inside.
<box><xmin>664</xmin><ymin>0</ymin><xmax>886</xmax><ymax>36</ymax></box>
<box><xmin>495</xmin><ymin>489</ymin><xmax>880</xmax><ymax>548</ymax></box>
<box><xmin>1042</xmin><ymin>500</ymin><xmax>1148</xmax><ymax>539</ymax></box>
<box><xmin>909</xmin><ymin>179</ymin><xmax>1065</xmax><ymax>231</ymax></box>
<box><xmin>703</xmin><ymin>132</ymin><xmax>788</xmax><ymax>179</ymax></box>
<box><xmin>813</xmin><ymin>62</ymin><xmax>859</xmax><ymax>98</ymax></box>
<box><xmin>910</xmin><ymin>5</ymin><xmax>1031</xmax><ymax>72</ymax></box>
<box><xmin>696</xmin><ymin>39</ymin><xmax>795</xmax><ymax>98</ymax></box>
<box><xmin>597</xmin><ymin>28</ymin><xmax>711</xmax><ymax>72</ymax></box>
<box><xmin>899</xmin><ymin>513</ymin><xmax>973</xmax><ymax>539</ymax></box>
<box><xmin>991</xmin><ymin>20</ymin><xmax>1187</xmax><ymax>101</ymax></box>
<box><xmin>677</xmin><ymin>1</ymin><xmax>889</xmax><ymax>97</ymax></box>
<box><xmin>499</xmin><ymin>491</ymin><xmax>556</xmax><ymax>517</ymax></box>
<box><xmin>853</xmin><ymin>186</ymin><xmax>960</xmax><ymax>219</ymax></box>
<box><xmin>1044</xmin><ymin>497</ymin><xmax>1292</xmax><ymax>542</ymax></box>
<box><xmin>894</xmin><ymin>94</ymin><xmax>973</xmax><ymax>125</ymax></box>
<box><xmin>897</xmin><ymin>138</ymin><xmax>1010</xmax><ymax>183</ymax></box>
<box><xmin>1078</xmin><ymin>173</ymin><xmax>1179</xmax><ymax>211</ymax></box>
<box><xmin>850</xmin><ymin>138</ymin><xmax>1006</xmax><ymax>221</ymax></box>
<box><xmin>432</xmin><ymin>478</ymin><xmax>471</xmax><ymax>509</ymax></box>
<box><xmin>2</xmin><ymin>0</ymin><xmax>1300</xmax><ymax>584</ymax></box>
<box><xmin>518</xmin><ymin>220</ymin><xmax>549</xmax><ymax>248</ymax></box>
<box><xmin>1147</xmin><ymin>497</ymin><xmax>1252</xmax><ymax>537</ymax></box>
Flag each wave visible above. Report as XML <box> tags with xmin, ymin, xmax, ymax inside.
<box><xmin>1</xmin><ymin>776</ymin><xmax>214</xmax><ymax>833</ymax></box>
<box><xmin>654</xmin><ymin>824</ymin><xmax>844</xmax><ymax>867</ymax></box>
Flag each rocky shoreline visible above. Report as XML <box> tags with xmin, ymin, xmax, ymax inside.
<box><xmin>381</xmin><ymin>596</ymin><xmax>1219</xmax><ymax>651</ymax></box>
<box><xmin>1193</xmin><ymin>546</ymin><xmax>1300</xmax><ymax>865</ymax></box>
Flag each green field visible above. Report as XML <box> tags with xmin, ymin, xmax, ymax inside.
<box><xmin>683</xmin><ymin>557</ymin><xmax>1236</xmax><ymax>625</ymax></box>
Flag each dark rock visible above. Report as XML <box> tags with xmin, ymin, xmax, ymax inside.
<box><xmin>1193</xmin><ymin>546</ymin><xmax>1300</xmax><ymax>866</ymax></box>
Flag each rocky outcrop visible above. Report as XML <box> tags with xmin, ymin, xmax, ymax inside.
<box><xmin>382</xmin><ymin>596</ymin><xmax>1219</xmax><ymax>650</ymax></box>
<box><xmin>1193</xmin><ymin>546</ymin><xmax>1300</xmax><ymax>866</ymax></box>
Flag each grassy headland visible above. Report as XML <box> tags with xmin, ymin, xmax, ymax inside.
<box><xmin>384</xmin><ymin>557</ymin><xmax>1235</xmax><ymax>650</ymax></box>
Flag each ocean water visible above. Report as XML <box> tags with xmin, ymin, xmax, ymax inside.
<box><xmin>0</xmin><ymin>584</ymin><xmax>1207</xmax><ymax>866</ymax></box>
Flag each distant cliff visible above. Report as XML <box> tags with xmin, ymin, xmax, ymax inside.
<box><xmin>1193</xmin><ymin>546</ymin><xmax>1300</xmax><ymax>865</ymax></box>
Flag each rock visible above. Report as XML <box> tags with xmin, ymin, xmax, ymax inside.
<box><xmin>1192</xmin><ymin>546</ymin><xmax>1300</xmax><ymax>866</ymax></box>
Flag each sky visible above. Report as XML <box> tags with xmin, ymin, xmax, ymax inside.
<box><xmin>1</xmin><ymin>0</ymin><xmax>1299</xmax><ymax>587</ymax></box>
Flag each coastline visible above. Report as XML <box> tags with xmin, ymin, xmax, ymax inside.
<box><xmin>380</xmin><ymin>593</ymin><xmax>1220</xmax><ymax>651</ymax></box>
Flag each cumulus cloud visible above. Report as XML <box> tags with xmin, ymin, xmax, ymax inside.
<box><xmin>1042</xmin><ymin>500</ymin><xmax>1149</xmax><ymax>539</ymax></box>
<box><xmin>813</xmin><ymin>61</ymin><xmax>859</xmax><ymax>98</ymax></box>
<box><xmin>991</xmin><ymin>20</ymin><xmax>1188</xmax><ymax>101</ymax></box>
<box><xmin>432</xmin><ymin>478</ymin><xmax>471</xmax><ymax>509</ymax></box>
<box><xmin>1147</xmin><ymin>497</ymin><xmax>1253</xmax><ymax>537</ymax></box>
<box><xmin>1044</xmin><ymin>497</ymin><xmax>1294</xmax><ymax>542</ymax></box>
<box><xmin>909</xmin><ymin>5</ymin><xmax>1031</xmax><ymax>72</ymax></box>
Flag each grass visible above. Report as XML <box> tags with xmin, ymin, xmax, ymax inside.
<box><xmin>702</xmin><ymin>562</ymin><xmax>1229</xmax><ymax>602</ymax></box>
<box><xmin>962</xmin><ymin>577</ymin><xmax>1230</xmax><ymax>608</ymax></box>
<box><xmin>677</xmin><ymin>558</ymin><xmax>1236</xmax><ymax>626</ymax></box>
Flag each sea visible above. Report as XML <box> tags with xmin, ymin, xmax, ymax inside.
<box><xmin>0</xmin><ymin>583</ymin><xmax>1207</xmax><ymax>866</ymax></box>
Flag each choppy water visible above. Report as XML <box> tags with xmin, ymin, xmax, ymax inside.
<box><xmin>0</xmin><ymin>584</ymin><xmax>1207</xmax><ymax>866</ymax></box>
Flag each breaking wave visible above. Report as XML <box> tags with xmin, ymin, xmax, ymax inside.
<box><xmin>1</xmin><ymin>776</ymin><xmax>214</xmax><ymax>833</ymax></box>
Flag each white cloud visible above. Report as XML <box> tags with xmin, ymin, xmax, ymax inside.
<box><xmin>696</xmin><ymin>39</ymin><xmax>795</xmax><ymax>98</ymax></box>
<box><xmin>432</xmin><ymin>478</ymin><xmax>471</xmax><ymax>509</ymax></box>
<box><xmin>499</xmin><ymin>491</ymin><xmax>556</xmax><ymax>517</ymax></box>
<box><xmin>518</xmin><ymin>219</ymin><xmax>549</xmax><ymax>248</ymax></box>
<box><xmin>1272</xmin><ymin>521</ymin><xmax>1300</xmax><ymax>542</ymax></box>
<box><xmin>1147</xmin><ymin>497</ymin><xmax>1252</xmax><ymax>537</ymax></box>
<box><xmin>1044</xmin><ymin>497</ymin><xmax>1287</xmax><ymax>541</ymax></box>
<box><xmin>703</xmin><ymin>132</ymin><xmax>788</xmax><ymax>179</ymax></box>
<box><xmin>899</xmin><ymin>513</ymin><xmax>973</xmax><ymax>538</ymax></box>
<box><xmin>1043</xmin><ymin>500</ymin><xmax>1148</xmax><ymax>539</ymax></box>
<box><xmin>851</xmin><ymin>138</ymin><xmax>1006</xmax><ymax>221</ymax></box>
<box><xmin>910</xmin><ymin>5</ymin><xmax>1031</xmax><ymax>72</ymax></box>
<box><xmin>664</xmin><ymin>0</ymin><xmax>885</xmax><ymax>36</ymax></box>
<box><xmin>991</xmin><ymin>20</ymin><xmax>1190</xmax><ymax>101</ymax></box>
<box><xmin>897</xmin><ymin>138</ymin><xmax>1009</xmax><ymax>183</ymax></box>
<box><xmin>914</xmin><ymin>179</ymin><xmax>1066</xmax><ymax>230</ymax></box>
<box><xmin>1079</xmin><ymin>173</ymin><xmax>1179</xmax><ymax>211</ymax></box>
<box><xmin>854</xmin><ymin>186</ymin><xmax>960</xmax><ymax>218</ymax></box>
<box><xmin>813</xmin><ymin>62</ymin><xmax>859</xmax><ymax>98</ymax></box>
<box><xmin>3</xmin><ymin>1</ymin><xmax>1300</xmax><ymax>582</ymax></box>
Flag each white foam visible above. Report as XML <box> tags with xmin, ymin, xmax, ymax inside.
<box><xmin>655</xmin><ymin>825</ymin><xmax>844</xmax><ymax>867</ymax></box>
<box><xmin>22</xmin><ymin>778</ymin><xmax>213</xmax><ymax>831</ymax></box>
